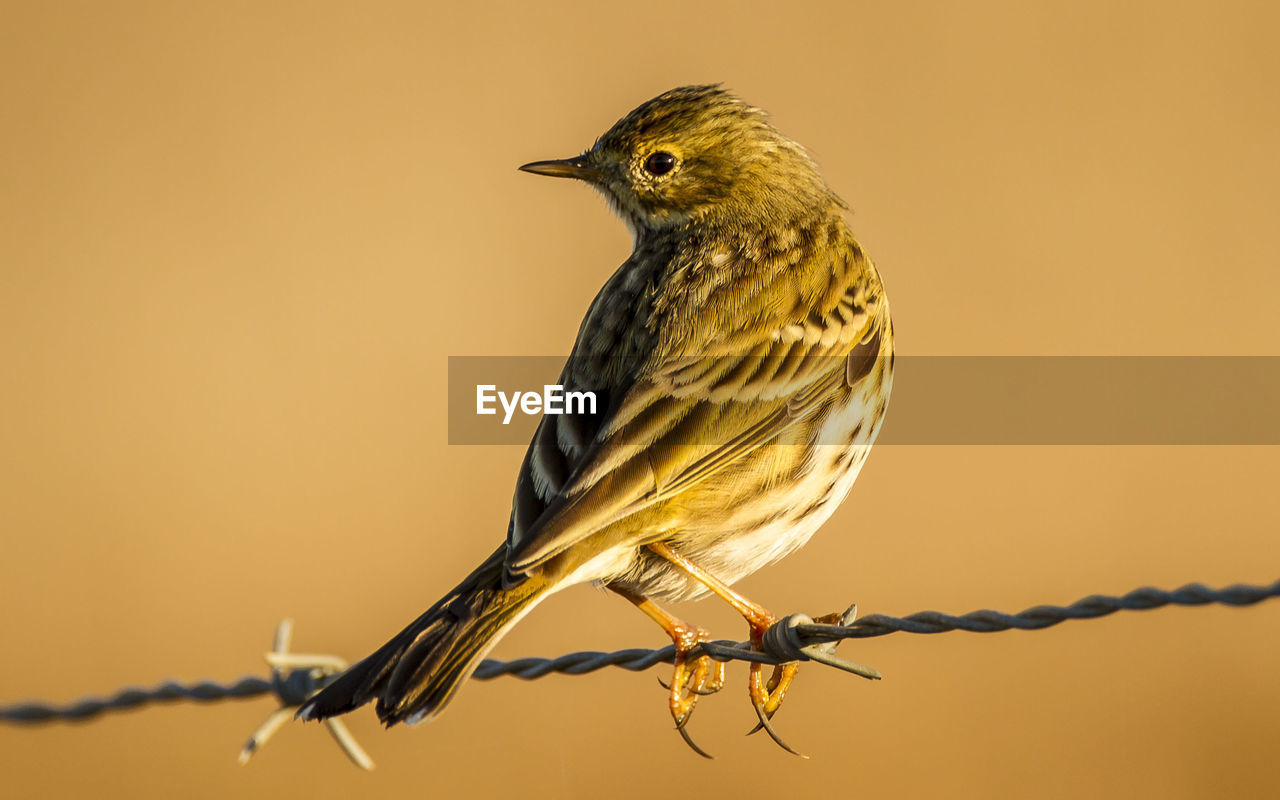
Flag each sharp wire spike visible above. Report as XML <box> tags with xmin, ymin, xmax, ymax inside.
<box><xmin>237</xmin><ymin>619</ymin><xmax>374</xmax><ymax>769</ymax></box>
<box><xmin>239</xmin><ymin>707</ymin><xmax>293</xmax><ymax>764</ymax></box>
<box><xmin>325</xmin><ymin>718</ymin><xmax>375</xmax><ymax>771</ymax></box>
<box><xmin>273</xmin><ymin>619</ymin><xmax>293</xmax><ymax>655</ymax></box>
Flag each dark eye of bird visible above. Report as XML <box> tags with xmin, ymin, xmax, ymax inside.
<box><xmin>644</xmin><ymin>151</ymin><xmax>677</xmax><ymax>176</ymax></box>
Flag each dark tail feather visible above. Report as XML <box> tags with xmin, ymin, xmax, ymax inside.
<box><xmin>297</xmin><ymin>546</ymin><xmax>549</xmax><ymax>726</ymax></box>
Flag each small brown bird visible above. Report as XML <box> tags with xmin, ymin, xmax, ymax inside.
<box><xmin>298</xmin><ymin>85</ymin><xmax>894</xmax><ymax>756</ymax></box>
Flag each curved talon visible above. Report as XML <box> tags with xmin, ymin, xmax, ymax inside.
<box><xmin>676</xmin><ymin>723</ymin><xmax>715</xmax><ymax>759</ymax></box>
<box><xmin>746</xmin><ymin>708</ymin><xmax>774</xmax><ymax>737</ymax></box>
<box><xmin>751</xmin><ymin>700</ymin><xmax>807</xmax><ymax>758</ymax></box>
<box><xmin>665</xmin><ymin>630</ymin><xmax>726</xmax><ymax>739</ymax></box>
<box><xmin>746</xmin><ymin>656</ymin><xmax>802</xmax><ymax>750</ymax></box>
<box><xmin>610</xmin><ymin>587</ymin><xmax>727</xmax><ymax>756</ymax></box>
<box><xmin>743</xmin><ymin>701</ymin><xmax>779</xmax><ymax>736</ymax></box>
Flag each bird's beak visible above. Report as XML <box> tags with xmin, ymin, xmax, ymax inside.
<box><xmin>518</xmin><ymin>154</ymin><xmax>600</xmax><ymax>181</ymax></box>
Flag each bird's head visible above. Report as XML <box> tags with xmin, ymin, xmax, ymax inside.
<box><xmin>520</xmin><ymin>85</ymin><xmax>838</xmax><ymax>236</ymax></box>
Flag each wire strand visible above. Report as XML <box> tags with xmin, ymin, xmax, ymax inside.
<box><xmin>2</xmin><ymin>578</ymin><xmax>1276</xmax><ymax>725</ymax></box>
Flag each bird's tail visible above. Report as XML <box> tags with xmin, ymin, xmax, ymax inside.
<box><xmin>297</xmin><ymin>546</ymin><xmax>550</xmax><ymax>726</ymax></box>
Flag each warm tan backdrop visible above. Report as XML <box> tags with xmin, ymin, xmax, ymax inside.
<box><xmin>2</xmin><ymin>2</ymin><xmax>1278</xmax><ymax>798</ymax></box>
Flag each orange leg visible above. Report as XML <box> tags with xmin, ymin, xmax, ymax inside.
<box><xmin>647</xmin><ymin>542</ymin><xmax>803</xmax><ymax>755</ymax></box>
<box><xmin>609</xmin><ymin>585</ymin><xmax>725</xmax><ymax>758</ymax></box>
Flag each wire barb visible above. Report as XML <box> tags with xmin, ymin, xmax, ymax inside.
<box><xmin>237</xmin><ymin>619</ymin><xmax>374</xmax><ymax>770</ymax></box>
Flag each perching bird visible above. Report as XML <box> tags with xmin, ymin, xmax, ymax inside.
<box><xmin>298</xmin><ymin>84</ymin><xmax>894</xmax><ymax>756</ymax></box>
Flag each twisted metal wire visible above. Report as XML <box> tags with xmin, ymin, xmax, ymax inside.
<box><xmin>2</xmin><ymin>578</ymin><xmax>1276</xmax><ymax>726</ymax></box>
<box><xmin>0</xmin><ymin>678</ymin><xmax>275</xmax><ymax>724</ymax></box>
<box><xmin>479</xmin><ymin>578</ymin><xmax>1280</xmax><ymax>678</ymax></box>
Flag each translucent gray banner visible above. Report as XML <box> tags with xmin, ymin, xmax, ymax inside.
<box><xmin>447</xmin><ymin>356</ymin><xmax>1280</xmax><ymax>445</ymax></box>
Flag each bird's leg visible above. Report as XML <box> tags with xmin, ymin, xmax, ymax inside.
<box><xmin>646</xmin><ymin>542</ymin><xmax>803</xmax><ymax>754</ymax></box>
<box><xmin>609</xmin><ymin>585</ymin><xmax>724</xmax><ymax>758</ymax></box>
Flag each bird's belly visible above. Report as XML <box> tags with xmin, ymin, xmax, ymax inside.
<box><xmin>610</xmin><ymin>388</ymin><xmax>886</xmax><ymax>602</ymax></box>
<box><xmin>662</xmin><ymin>448</ymin><xmax>871</xmax><ymax>600</ymax></box>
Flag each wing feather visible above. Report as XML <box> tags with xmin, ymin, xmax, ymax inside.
<box><xmin>503</xmin><ymin>235</ymin><xmax>887</xmax><ymax>578</ymax></box>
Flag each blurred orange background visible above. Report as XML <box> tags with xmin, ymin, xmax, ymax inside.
<box><xmin>2</xmin><ymin>2</ymin><xmax>1278</xmax><ymax>798</ymax></box>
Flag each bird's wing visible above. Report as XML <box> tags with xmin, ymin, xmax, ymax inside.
<box><xmin>503</xmin><ymin>242</ymin><xmax>888</xmax><ymax>579</ymax></box>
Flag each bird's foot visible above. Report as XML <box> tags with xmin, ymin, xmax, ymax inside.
<box><xmin>666</xmin><ymin>624</ymin><xmax>725</xmax><ymax>758</ymax></box>
<box><xmin>745</xmin><ymin>614</ymin><xmax>806</xmax><ymax>757</ymax></box>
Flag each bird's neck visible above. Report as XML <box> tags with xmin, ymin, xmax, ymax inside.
<box><xmin>633</xmin><ymin>201</ymin><xmax>844</xmax><ymax>253</ymax></box>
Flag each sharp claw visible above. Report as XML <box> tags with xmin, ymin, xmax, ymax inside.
<box><xmin>676</xmin><ymin>723</ymin><xmax>715</xmax><ymax>759</ymax></box>
<box><xmin>745</xmin><ymin>703</ymin><xmax>777</xmax><ymax>736</ymax></box>
<box><xmin>650</xmin><ymin>618</ymin><xmax>722</xmax><ymax>757</ymax></box>
<box><xmin>752</xmin><ymin>702</ymin><xmax>807</xmax><ymax>759</ymax></box>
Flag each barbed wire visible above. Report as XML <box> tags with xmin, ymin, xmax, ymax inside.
<box><xmin>2</xmin><ymin>578</ymin><xmax>1277</xmax><ymax>768</ymax></box>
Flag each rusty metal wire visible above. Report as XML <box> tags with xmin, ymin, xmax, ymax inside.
<box><xmin>2</xmin><ymin>578</ymin><xmax>1277</xmax><ymax>768</ymax></box>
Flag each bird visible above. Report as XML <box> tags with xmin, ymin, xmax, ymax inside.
<box><xmin>297</xmin><ymin>84</ymin><xmax>894</xmax><ymax>757</ymax></box>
